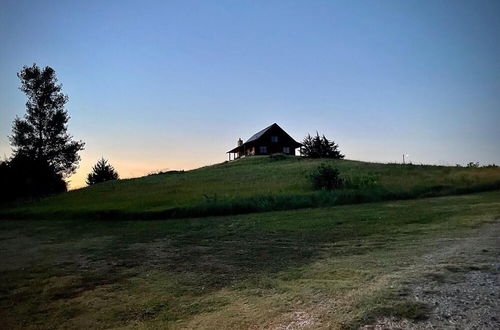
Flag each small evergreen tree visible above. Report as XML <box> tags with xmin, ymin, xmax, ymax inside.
<box><xmin>86</xmin><ymin>158</ymin><xmax>119</xmax><ymax>185</ymax></box>
<box><xmin>301</xmin><ymin>132</ymin><xmax>344</xmax><ymax>159</ymax></box>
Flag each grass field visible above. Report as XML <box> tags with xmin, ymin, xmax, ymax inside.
<box><xmin>1</xmin><ymin>191</ymin><xmax>499</xmax><ymax>329</ymax></box>
<box><xmin>1</xmin><ymin>156</ymin><xmax>499</xmax><ymax>219</ymax></box>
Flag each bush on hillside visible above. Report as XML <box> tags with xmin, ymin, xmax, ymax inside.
<box><xmin>86</xmin><ymin>158</ymin><xmax>119</xmax><ymax>185</ymax></box>
<box><xmin>309</xmin><ymin>164</ymin><xmax>344</xmax><ymax>190</ymax></box>
<box><xmin>301</xmin><ymin>132</ymin><xmax>344</xmax><ymax>159</ymax></box>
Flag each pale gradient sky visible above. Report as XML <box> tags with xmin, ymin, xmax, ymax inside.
<box><xmin>1</xmin><ymin>0</ymin><xmax>499</xmax><ymax>189</ymax></box>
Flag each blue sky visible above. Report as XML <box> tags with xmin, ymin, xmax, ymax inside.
<box><xmin>1</xmin><ymin>0</ymin><xmax>499</xmax><ymax>188</ymax></box>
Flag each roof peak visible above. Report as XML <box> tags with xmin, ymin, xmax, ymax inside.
<box><xmin>245</xmin><ymin>123</ymin><xmax>280</xmax><ymax>143</ymax></box>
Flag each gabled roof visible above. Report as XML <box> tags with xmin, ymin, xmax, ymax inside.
<box><xmin>245</xmin><ymin>123</ymin><xmax>275</xmax><ymax>143</ymax></box>
<box><xmin>227</xmin><ymin>123</ymin><xmax>302</xmax><ymax>153</ymax></box>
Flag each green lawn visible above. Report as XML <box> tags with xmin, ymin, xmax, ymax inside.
<box><xmin>2</xmin><ymin>156</ymin><xmax>499</xmax><ymax>219</ymax></box>
<box><xmin>1</xmin><ymin>191</ymin><xmax>499</xmax><ymax>329</ymax></box>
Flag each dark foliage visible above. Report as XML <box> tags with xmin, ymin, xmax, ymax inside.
<box><xmin>466</xmin><ymin>162</ymin><xmax>480</xmax><ymax>168</ymax></box>
<box><xmin>86</xmin><ymin>158</ymin><xmax>119</xmax><ymax>185</ymax></box>
<box><xmin>10</xmin><ymin>64</ymin><xmax>84</xmax><ymax>177</ymax></box>
<box><xmin>301</xmin><ymin>132</ymin><xmax>344</xmax><ymax>159</ymax></box>
<box><xmin>147</xmin><ymin>170</ymin><xmax>185</xmax><ymax>176</ymax></box>
<box><xmin>309</xmin><ymin>164</ymin><xmax>344</xmax><ymax>190</ymax></box>
<box><xmin>0</xmin><ymin>154</ymin><xmax>66</xmax><ymax>203</ymax></box>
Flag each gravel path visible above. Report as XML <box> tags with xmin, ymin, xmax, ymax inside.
<box><xmin>362</xmin><ymin>221</ymin><xmax>500</xmax><ymax>330</ymax></box>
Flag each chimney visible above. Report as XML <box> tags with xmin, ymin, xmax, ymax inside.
<box><xmin>237</xmin><ymin>138</ymin><xmax>243</xmax><ymax>146</ymax></box>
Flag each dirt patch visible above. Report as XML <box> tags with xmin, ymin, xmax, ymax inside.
<box><xmin>276</xmin><ymin>311</ymin><xmax>317</xmax><ymax>330</ymax></box>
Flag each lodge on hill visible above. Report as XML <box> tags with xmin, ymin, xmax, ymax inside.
<box><xmin>227</xmin><ymin>123</ymin><xmax>302</xmax><ymax>160</ymax></box>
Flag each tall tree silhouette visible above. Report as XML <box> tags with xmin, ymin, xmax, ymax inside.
<box><xmin>10</xmin><ymin>64</ymin><xmax>84</xmax><ymax>177</ymax></box>
<box><xmin>86</xmin><ymin>158</ymin><xmax>119</xmax><ymax>185</ymax></box>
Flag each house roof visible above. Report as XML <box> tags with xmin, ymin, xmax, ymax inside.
<box><xmin>245</xmin><ymin>123</ymin><xmax>275</xmax><ymax>143</ymax></box>
<box><xmin>227</xmin><ymin>123</ymin><xmax>302</xmax><ymax>153</ymax></box>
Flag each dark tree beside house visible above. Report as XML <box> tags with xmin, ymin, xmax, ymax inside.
<box><xmin>301</xmin><ymin>133</ymin><xmax>344</xmax><ymax>159</ymax></box>
<box><xmin>87</xmin><ymin>158</ymin><xmax>119</xmax><ymax>185</ymax></box>
<box><xmin>10</xmin><ymin>64</ymin><xmax>85</xmax><ymax>176</ymax></box>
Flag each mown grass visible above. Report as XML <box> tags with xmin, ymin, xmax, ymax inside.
<box><xmin>1</xmin><ymin>191</ymin><xmax>499</xmax><ymax>329</ymax></box>
<box><xmin>1</xmin><ymin>156</ymin><xmax>500</xmax><ymax>219</ymax></box>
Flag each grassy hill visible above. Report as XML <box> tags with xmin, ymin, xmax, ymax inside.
<box><xmin>1</xmin><ymin>156</ymin><xmax>500</xmax><ymax>328</ymax></box>
<box><xmin>2</xmin><ymin>156</ymin><xmax>500</xmax><ymax>219</ymax></box>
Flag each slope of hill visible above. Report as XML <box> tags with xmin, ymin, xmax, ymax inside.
<box><xmin>1</xmin><ymin>156</ymin><xmax>499</xmax><ymax>219</ymax></box>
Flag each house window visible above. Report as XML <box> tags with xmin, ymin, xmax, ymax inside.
<box><xmin>259</xmin><ymin>146</ymin><xmax>267</xmax><ymax>154</ymax></box>
<box><xmin>271</xmin><ymin>136</ymin><xmax>278</xmax><ymax>143</ymax></box>
<box><xmin>283</xmin><ymin>147</ymin><xmax>290</xmax><ymax>154</ymax></box>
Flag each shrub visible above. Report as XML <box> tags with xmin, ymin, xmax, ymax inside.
<box><xmin>309</xmin><ymin>164</ymin><xmax>344</xmax><ymax>190</ymax></box>
<box><xmin>301</xmin><ymin>132</ymin><xmax>344</xmax><ymax>159</ymax></box>
<box><xmin>466</xmin><ymin>162</ymin><xmax>479</xmax><ymax>168</ymax></box>
<box><xmin>148</xmin><ymin>169</ymin><xmax>184</xmax><ymax>176</ymax></box>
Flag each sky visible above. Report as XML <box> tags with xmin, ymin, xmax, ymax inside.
<box><xmin>1</xmin><ymin>0</ymin><xmax>499</xmax><ymax>189</ymax></box>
